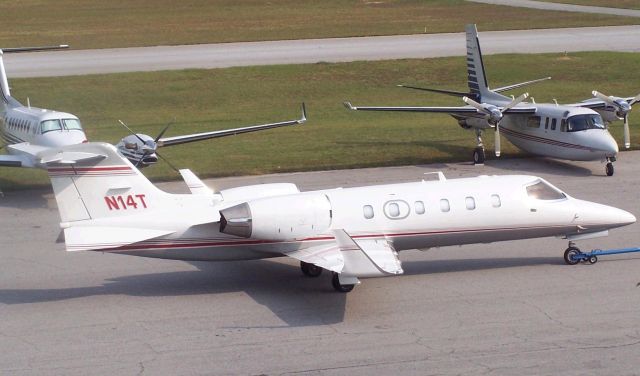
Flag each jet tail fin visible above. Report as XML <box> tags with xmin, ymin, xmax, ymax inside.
<box><xmin>0</xmin><ymin>50</ymin><xmax>11</xmax><ymax>108</ymax></box>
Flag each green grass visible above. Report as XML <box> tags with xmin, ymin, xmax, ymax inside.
<box><xmin>539</xmin><ymin>0</ymin><xmax>640</xmax><ymax>10</ymax></box>
<box><xmin>2</xmin><ymin>51</ymin><xmax>640</xmax><ymax>190</ymax></box>
<box><xmin>0</xmin><ymin>0</ymin><xmax>637</xmax><ymax>49</ymax></box>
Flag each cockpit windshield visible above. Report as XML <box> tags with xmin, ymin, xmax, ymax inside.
<box><xmin>566</xmin><ymin>114</ymin><xmax>606</xmax><ymax>132</ymax></box>
<box><xmin>63</xmin><ymin>119</ymin><xmax>83</xmax><ymax>130</ymax></box>
<box><xmin>526</xmin><ymin>180</ymin><xmax>566</xmax><ymax>200</ymax></box>
<box><xmin>40</xmin><ymin>119</ymin><xmax>62</xmax><ymax>134</ymax></box>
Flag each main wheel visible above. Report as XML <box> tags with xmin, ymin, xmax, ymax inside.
<box><xmin>605</xmin><ymin>162</ymin><xmax>614</xmax><ymax>177</ymax></box>
<box><xmin>331</xmin><ymin>273</ymin><xmax>355</xmax><ymax>293</ymax></box>
<box><xmin>300</xmin><ymin>261</ymin><xmax>323</xmax><ymax>277</ymax></box>
<box><xmin>564</xmin><ymin>247</ymin><xmax>582</xmax><ymax>265</ymax></box>
<box><xmin>473</xmin><ymin>148</ymin><xmax>485</xmax><ymax>165</ymax></box>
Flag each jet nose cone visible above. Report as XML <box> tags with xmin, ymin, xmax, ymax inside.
<box><xmin>617</xmin><ymin>209</ymin><xmax>637</xmax><ymax>226</ymax></box>
<box><xmin>574</xmin><ymin>200</ymin><xmax>635</xmax><ymax>230</ymax></box>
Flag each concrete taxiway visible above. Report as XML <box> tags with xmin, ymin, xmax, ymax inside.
<box><xmin>4</xmin><ymin>25</ymin><xmax>640</xmax><ymax>78</ymax></box>
<box><xmin>1</xmin><ymin>152</ymin><xmax>639</xmax><ymax>374</ymax></box>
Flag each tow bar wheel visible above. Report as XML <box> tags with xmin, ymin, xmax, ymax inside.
<box><xmin>564</xmin><ymin>247</ymin><xmax>582</xmax><ymax>265</ymax></box>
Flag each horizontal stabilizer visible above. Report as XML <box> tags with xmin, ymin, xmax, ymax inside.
<box><xmin>64</xmin><ymin>226</ymin><xmax>174</xmax><ymax>252</ymax></box>
<box><xmin>39</xmin><ymin>151</ymin><xmax>106</xmax><ymax>165</ymax></box>
<box><xmin>0</xmin><ymin>154</ymin><xmax>24</xmax><ymax>167</ymax></box>
<box><xmin>397</xmin><ymin>84</ymin><xmax>473</xmax><ymax>98</ymax></box>
<box><xmin>285</xmin><ymin>243</ymin><xmax>344</xmax><ymax>273</ymax></box>
<box><xmin>493</xmin><ymin>77</ymin><xmax>551</xmax><ymax>93</ymax></box>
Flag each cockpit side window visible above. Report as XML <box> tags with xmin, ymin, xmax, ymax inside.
<box><xmin>40</xmin><ymin>119</ymin><xmax>62</xmax><ymax>134</ymax></box>
<box><xmin>566</xmin><ymin>114</ymin><xmax>606</xmax><ymax>132</ymax></box>
<box><xmin>526</xmin><ymin>180</ymin><xmax>567</xmax><ymax>200</ymax></box>
<box><xmin>63</xmin><ymin>119</ymin><xmax>83</xmax><ymax>130</ymax></box>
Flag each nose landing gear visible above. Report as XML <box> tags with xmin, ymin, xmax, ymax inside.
<box><xmin>473</xmin><ymin>129</ymin><xmax>485</xmax><ymax>165</ymax></box>
<box><xmin>605</xmin><ymin>157</ymin><xmax>615</xmax><ymax>176</ymax></box>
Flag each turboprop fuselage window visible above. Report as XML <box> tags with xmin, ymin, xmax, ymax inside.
<box><xmin>63</xmin><ymin>119</ymin><xmax>83</xmax><ymax>130</ymax></box>
<box><xmin>526</xmin><ymin>181</ymin><xmax>566</xmax><ymax>200</ymax></box>
<box><xmin>40</xmin><ymin>119</ymin><xmax>62</xmax><ymax>134</ymax></box>
<box><xmin>363</xmin><ymin>205</ymin><xmax>374</xmax><ymax>219</ymax></box>
<box><xmin>566</xmin><ymin>114</ymin><xmax>606</xmax><ymax>132</ymax></box>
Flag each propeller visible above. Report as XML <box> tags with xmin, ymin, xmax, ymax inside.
<box><xmin>592</xmin><ymin>91</ymin><xmax>640</xmax><ymax>149</ymax></box>
<box><xmin>463</xmin><ymin>93</ymin><xmax>529</xmax><ymax>157</ymax></box>
<box><xmin>118</xmin><ymin>119</ymin><xmax>175</xmax><ymax>168</ymax></box>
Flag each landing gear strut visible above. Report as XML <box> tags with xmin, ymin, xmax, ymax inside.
<box><xmin>300</xmin><ymin>261</ymin><xmax>323</xmax><ymax>277</ymax></box>
<box><xmin>473</xmin><ymin>129</ymin><xmax>485</xmax><ymax>165</ymax></box>
<box><xmin>331</xmin><ymin>272</ymin><xmax>356</xmax><ymax>293</ymax></box>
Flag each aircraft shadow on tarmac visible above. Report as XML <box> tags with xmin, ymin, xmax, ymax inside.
<box><xmin>0</xmin><ymin>256</ymin><xmax>566</xmax><ymax>326</ymax></box>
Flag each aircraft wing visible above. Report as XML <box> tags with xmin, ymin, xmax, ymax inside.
<box><xmin>157</xmin><ymin>104</ymin><xmax>307</xmax><ymax>147</ymax></box>
<box><xmin>571</xmin><ymin>96</ymin><xmax>637</xmax><ymax>110</ymax></box>
<box><xmin>0</xmin><ymin>154</ymin><xmax>27</xmax><ymax>167</ymax></box>
<box><xmin>284</xmin><ymin>229</ymin><xmax>403</xmax><ymax>276</ymax></box>
<box><xmin>344</xmin><ymin>102</ymin><xmax>536</xmax><ymax>117</ymax></box>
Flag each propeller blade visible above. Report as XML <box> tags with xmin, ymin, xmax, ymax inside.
<box><xmin>624</xmin><ymin>114</ymin><xmax>631</xmax><ymax>149</ymax></box>
<box><xmin>502</xmin><ymin>92</ymin><xmax>529</xmax><ymax>112</ymax></box>
<box><xmin>154</xmin><ymin>118</ymin><xmax>175</xmax><ymax>144</ymax></box>
<box><xmin>118</xmin><ymin>120</ymin><xmax>146</xmax><ymax>144</ymax></box>
<box><xmin>494</xmin><ymin>124</ymin><xmax>501</xmax><ymax>157</ymax></box>
<box><xmin>592</xmin><ymin>90</ymin><xmax>615</xmax><ymax>105</ymax></box>
<box><xmin>462</xmin><ymin>96</ymin><xmax>487</xmax><ymax>113</ymax></box>
<box><xmin>156</xmin><ymin>151</ymin><xmax>180</xmax><ymax>173</ymax></box>
<box><xmin>630</xmin><ymin>93</ymin><xmax>640</xmax><ymax>107</ymax></box>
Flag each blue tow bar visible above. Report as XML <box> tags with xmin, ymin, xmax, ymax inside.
<box><xmin>564</xmin><ymin>246</ymin><xmax>640</xmax><ymax>265</ymax></box>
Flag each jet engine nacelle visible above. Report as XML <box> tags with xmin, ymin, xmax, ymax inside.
<box><xmin>219</xmin><ymin>192</ymin><xmax>332</xmax><ymax>241</ymax></box>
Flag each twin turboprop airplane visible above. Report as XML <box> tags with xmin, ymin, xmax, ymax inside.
<box><xmin>345</xmin><ymin>24</ymin><xmax>639</xmax><ymax>177</ymax></box>
<box><xmin>0</xmin><ymin>47</ymin><xmax>306</xmax><ymax>169</ymax></box>
<box><xmin>44</xmin><ymin>142</ymin><xmax>635</xmax><ymax>292</ymax></box>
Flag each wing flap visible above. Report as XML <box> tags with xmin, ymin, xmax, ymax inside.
<box><xmin>64</xmin><ymin>226</ymin><xmax>174</xmax><ymax>252</ymax></box>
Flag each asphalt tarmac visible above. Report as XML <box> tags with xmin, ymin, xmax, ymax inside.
<box><xmin>1</xmin><ymin>151</ymin><xmax>639</xmax><ymax>375</ymax></box>
<box><xmin>4</xmin><ymin>25</ymin><xmax>640</xmax><ymax>78</ymax></box>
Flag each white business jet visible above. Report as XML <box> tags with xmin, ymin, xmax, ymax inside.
<box><xmin>0</xmin><ymin>47</ymin><xmax>306</xmax><ymax>168</ymax></box>
<box><xmin>344</xmin><ymin>24</ymin><xmax>623</xmax><ymax>176</ymax></box>
<box><xmin>43</xmin><ymin>142</ymin><xmax>635</xmax><ymax>292</ymax></box>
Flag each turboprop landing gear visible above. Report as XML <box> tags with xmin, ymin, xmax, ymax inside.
<box><xmin>300</xmin><ymin>261</ymin><xmax>323</xmax><ymax>277</ymax></box>
<box><xmin>473</xmin><ymin>129</ymin><xmax>485</xmax><ymax>165</ymax></box>
<box><xmin>605</xmin><ymin>162</ymin><xmax>614</xmax><ymax>177</ymax></box>
<box><xmin>331</xmin><ymin>272</ymin><xmax>357</xmax><ymax>293</ymax></box>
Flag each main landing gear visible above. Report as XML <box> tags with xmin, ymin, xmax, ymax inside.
<box><xmin>473</xmin><ymin>129</ymin><xmax>485</xmax><ymax>165</ymax></box>
<box><xmin>300</xmin><ymin>261</ymin><xmax>323</xmax><ymax>277</ymax></box>
<box><xmin>300</xmin><ymin>262</ymin><xmax>358</xmax><ymax>292</ymax></box>
<box><xmin>604</xmin><ymin>156</ymin><xmax>616</xmax><ymax>176</ymax></box>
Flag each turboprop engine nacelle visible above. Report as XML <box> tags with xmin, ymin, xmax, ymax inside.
<box><xmin>219</xmin><ymin>193</ymin><xmax>332</xmax><ymax>241</ymax></box>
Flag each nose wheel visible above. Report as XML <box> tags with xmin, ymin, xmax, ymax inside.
<box><xmin>605</xmin><ymin>162</ymin><xmax>614</xmax><ymax>177</ymax></box>
<box><xmin>563</xmin><ymin>244</ymin><xmax>598</xmax><ymax>265</ymax></box>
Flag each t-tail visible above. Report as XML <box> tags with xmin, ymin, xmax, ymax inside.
<box><xmin>44</xmin><ymin>142</ymin><xmax>215</xmax><ymax>252</ymax></box>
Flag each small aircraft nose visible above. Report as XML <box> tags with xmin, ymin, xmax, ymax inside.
<box><xmin>575</xmin><ymin>200</ymin><xmax>636</xmax><ymax>230</ymax></box>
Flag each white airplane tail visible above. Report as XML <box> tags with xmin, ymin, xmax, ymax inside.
<box><xmin>46</xmin><ymin>142</ymin><xmax>168</xmax><ymax>224</ymax></box>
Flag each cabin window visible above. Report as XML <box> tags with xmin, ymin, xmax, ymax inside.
<box><xmin>363</xmin><ymin>205</ymin><xmax>374</xmax><ymax>219</ymax></box>
<box><xmin>544</xmin><ymin>118</ymin><xmax>549</xmax><ymax>129</ymax></box>
<box><xmin>40</xmin><ymin>119</ymin><xmax>62</xmax><ymax>134</ymax></box>
<box><xmin>527</xmin><ymin>116</ymin><xmax>541</xmax><ymax>128</ymax></box>
<box><xmin>415</xmin><ymin>201</ymin><xmax>425</xmax><ymax>215</ymax></box>
<box><xmin>491</xmin><ymin>194</ymin><xmax>501</xmax><ymax>208</ymax></box>
<box><xmin>566</xmin><ymin>114</ymin><xmax>606</xmax><ymax>132</ymax></box>
<box><xmin>526</xmin><ymin>180</ymin><xmax>566</xmax><ymax>200</ymax></box>
<box><xmin>560</xmin><ymin>119</ymin><xmax>567</xmax><ymax>132</ymax></box>
<box><xmin>465</xmin><ymin>197</ymin><xmax>476</xmax><ymax>210</ymax></box>
<box><xmin>388</xmin><ymin>202</ymin><xmax>400</xmax><ymax>217</ymax></box>
<box><xmin>551</xmin><ymin>118</ymin><xmax>557</xmax><ymax>131</ymax></box>
<box><xmin>384</xmin><ymin>200</ymin><xmax>411</xmax><ymax>219</ymax></box>
<box><xmin>63</xmin><ymin>119</ymin><xmax>83</xmax><ymax>130</ymax></box>
<box><xmin>440</xmin><ymin>199</ymin><xmax>450</xmax><ymax>212</ymax></box>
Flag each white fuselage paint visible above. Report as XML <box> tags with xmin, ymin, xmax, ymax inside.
<box><xmin>85</xmin><ymin>175</ymin><xmax>633</xmax><ymax>262</ymax></box>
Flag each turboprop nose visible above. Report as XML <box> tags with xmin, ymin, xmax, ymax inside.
<box><xmin>599</xmin><ymin>131</ymin><xmax>619</xmax><ymax>156</ymax></box>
